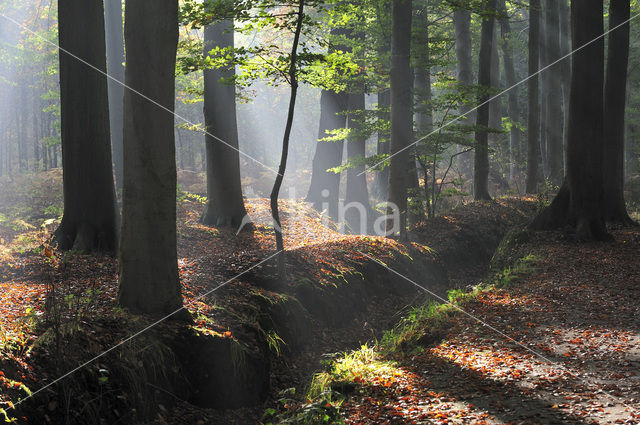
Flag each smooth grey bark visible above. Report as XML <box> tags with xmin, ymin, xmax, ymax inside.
<box><xmin>344</xmin><ymin>12</ymin><xmax>371</xmax><ymax>234</ymax></box>
<box><xmin>306</xmin><ymin>90</ymin><xmax>347</xmax><ymax>219</ymax></box>
<box><xmin>374</xmin><ymin>89</ymin><xmax>391</xmax><ymax>200</ymax></box>
<box><xmin>538</xmin><ymin>9</ymin><xmax>549</xmax><ymax>179</ymax></box>
<box><xmin>453</xmin><ymin>6</ymin><xmax>473</xmax><ymax>177</ymax></box>
<box><xmin>488</xmin><ymin>26</ymin><xmax>503</xmax><ymax>189</ymax></box>
<box><xmin>200</xmin><ymin>21</ymin><xmax>248</xmax><ymax>228</ymax></box>
<box><xmin>104</xmin><ymin>0</ymin><xmax>125</xmax><ymax>193</ymax></box>
<box><xmin>387</xmin><ymin>0</ymin><xmax>413</xmax><ymax>236</ymax></box>
<box><xmin>497</xmin><ymin>0</ymin><xmax>521</xmax><ymax>183</ymax></box>
<box><xmin>118</xmin><ymin>0</ymin><xmax>184</xmax><ymax>315</ymax></box>
<box><xmin>411</xmin><ymin>3</ymin><xmax>431</xmax><ymax>225</ymax></box>
<box><xmin>531</xmin><ymin>0</ymin><xmax>610</xmax><ymax>241</ymax></box>
<box><xmin>373</xmin><ymin>0</ymin><xmax>392</xmax><ymax>201</ymax></box>
<box><xmin>306</xmin><ymin>26</ymin><xmax>349</xmax><ymax>219</ymax></box>
<box><xmin>559</xmin><ymin>0</ymin><xmax>571</xmax><ymax>170</ymax></box>
<box><xmin>543</xmin><ymin>0</ymin><xmax>563</xmax><ymax>186</ymax></box>
<box><xmin>603</xmin><ymin>0</ymin><xmax>633</xmax><ymax>224</ymax></box>
<box><xmin>55</xmin><ymin>0</ymin><xmax>118</xmax><ymax>252</ymax></box>
<box><xmin>473</xmin><ymin>0</ymin><xmax>496</xmax><ymax>201</ymax></box>
<box><xmin>526</xmin><ymin>0</ymin><xmax>540</xmax><ymax>194</ymax></box>
<box><xmin>412</xmin><ymin>4</ymin><xmax>431</xmax><ymax>225</ymax></box>
<box><xmin>626</xmin><ymin>122</ymin><xmax>636</xmax><ymax>178</ymax></box>
<box><xmin>345</xmin><ymin>92</ymin><xmax>371</xmax><ymax>234</ymax></box>
<box><xmin>32</xmin><ymin>87</ymin><xmax>40</xmax><ymax>171</ymax></box>
<box><xmin>489</xmin><ymin>26</ymin><xmax>502</xmax><ymax>145</ymax></box>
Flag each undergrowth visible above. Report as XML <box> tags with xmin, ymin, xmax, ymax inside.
<box><xmin>262</xmin><ymin>388</ymin><xmax>344</xmax><ymax>425</ymax></box>
<box><xmin>381</xmin><ymin>253</ymin><xmax>540</xmax><ymax>354</ymax></box>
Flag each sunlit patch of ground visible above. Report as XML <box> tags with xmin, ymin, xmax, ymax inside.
<box><xmin>333</xmin><ymin>228</ymin><xmax>640</xmax><ymax>424</ymax></box>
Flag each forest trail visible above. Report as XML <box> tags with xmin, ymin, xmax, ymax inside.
<box><xmin>335</xmin><ymin>228</ymin><xmax>640</xmax><ymax>424</ymax></box>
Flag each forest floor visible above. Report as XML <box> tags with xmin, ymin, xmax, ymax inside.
<box><xmin>0</xmin><ymin>172</ymin><xmax>638</xmax><ymax>424</ymax></box>
<box><xmin>324</xmin><ymin>227</ymin><xmax>640</xmax><ymax>425</ymax></box>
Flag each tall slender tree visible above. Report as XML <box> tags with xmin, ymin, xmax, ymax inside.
<box><xmin>344</xmin><ymin>9</ymin><xmax>371</xmax><ymax>234</ymax></box>
<box><xmin>488</xmin><ymin>26</ymin><xmax>501</xmax><ymax>148</ymax></box>
<box><xmin>497</xmin><ymin>0</ymin><xmax>521</xmax><ymax>183</ymax></box>
<box><xmin>538</xmin><ymin>5</ymin><xmax>549</xmax><ymax>179</ymax></box>
<box><xmin>386</xmin><ymin>0</ymin><xmax>413</xmax><ymax>236</ymax></box>
<box><xmin>559</xmin><ymin>0</ymin><xmax>571</xmax><ymax>168</ymax></box>
<box><xmin>104</xmin><ymin>0</ymin><xmax>125</xmax><ymax>193</ymax></box>
<box><xmin>118</xmin><ymin>0</ymin><xmax>184</xmax><ymax>315</ymax></box>
<box><xmin>345</xmin><ymin>91</ymin><xmax>371</xmax><ymax>234</ymax></box>
<box><xmin>270</xmin><ymin>0</ymin><xmax>305</xmax><ymax>278</ymax></box>
<box><xmin>543</xmin><ymin>0</ymin><xmax>563</xmax><ymax>186</ymax></box>
<box><xmin>306</xmin><ymin>26</ymin><xmax>349</xmax><ymax>219</ymax></box>
<box><xmin>55</xmin><ymin>0</ymin><xmax>118</xmax><ymax>252</ymax></box>
<box><xmin>603</xmin><ymin>0</ymin><xmax>634</xmax><ymax>224</ymax></box>
<box><xmin>373</xmin><ymin>1</ymin><xmax>392</xmax><ymax>201</ymax></box>
<box><xmin>453</xmin><ymin>4</ymin><xmax>473</xmax><ymax>177</ymax></box>
<box><xmin>200</xmin><ymin>19</ymin><xmax>248</xmax><ymax>228</ymax></box>
<box><xmin>525</xmin><ymin>0</ymin><xmax>540</xmax><ymax>194</ymax></box>
<box><xmin>473</xmin><ymin>0</ymin><xmax>496</xmax><ymax>201</ymax></box>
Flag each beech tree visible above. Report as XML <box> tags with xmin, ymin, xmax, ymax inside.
<box><xmin>306</xmin><ymin>27</ymin><xmax>349</xmax><ymax>220</ymax></box>
<box><xmin>497</xmin><ymin>0</ymin><xmax>521</xmax><ymax>183</ymax></box>
<box><xmin>472</xmin><ymin>0</ymin><xmax>496</xmax><ymax>201</ymax></box>
<box><xmin>55</xmin><ymin>0</ymin><xmax>118</xmax><ymax>252</ymax></box>
<box><xmin>603</xmin><ymin>0</ymin><xmax>634</xmax><ymax>224</ymax></box>
<box><xmin>200</xmin><ymin>19</ymin><xmax>248</xmax><ymax>228</ymax></box>
<box><xmin>559</xmin><ymin>0</ymin><xmax>571</xmax><ymax>163</ymax></box>
<box><xmin>117</xmin><ymin>0</ymin><xmax>184</xmax><ymax>315</ymax></box>
<box><xmin>345</xmin><ymin>91</ymin><xmax>371</xmax><ymax>233</ymax></box>
<box><xmin>542</xmin><ymin>0</ymin><xmax>563</xmax><ymax>186</ymax></box>
<box><xmin>344</xmin><ymin>14</ymin><xmax>371</xmax><ymax>234</ymax></box>
<box><xmin>104</xmin><ymin>0</ymin><xmax>125</xmax><ymax>193</ymax></box>
<box><xmin>373</xmin><ymin>2</ymin><xmax>392</xmax><ymax>201</ymax></box>
<box><xmin>525</xmin><ymin>0</ymin><xmax>540</xmax><ymax>194</ymax></box>
<box><xmin>531</xmin><ymin>0</ymin><xmax>610</xmax><ymax>240</ymax></box>
<box><xmin>453</xmin><ymin>4</ymin><xmax>473</xmax><ymax>177</ymax></box>
<box><xmin>386</xmin><ymin>0</ymin><xmax>413</xmax><ymax>236</ymax></box>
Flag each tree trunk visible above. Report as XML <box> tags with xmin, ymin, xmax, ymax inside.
<box><xmin>55</xmin><ymin>0</ymin><xmax>118</xmax><ymax>253</ymax></box>
<box><xmin>412</xmin><ymin>4</ymin><xmax>431</xmax><ymax>226</ymax></box>
<box><xmin>305</xmin><ymin>88</ymin><xmax>347</xmax><ymax>219</ymax></box>
<box><xmin>200</xmin><ymin>20</ymin><xmax>248</xmax><ymax>228</ymax></box>
<box><xmin>603</xmin><ymin>0</ymin><xmax>633</xmax><ymax>224</ymax></box>
<box><xmin>453</xmin><ymin>6</ymin><xmax>473</xmax><ymax>177</ymax></box>
<box><xmin>473</xmin><ymin>0</ymin><xmax>496</xmax><ymax>201</ymax></box>
<box><xmin>374</xmin><ymin>89</ymin><xmax>390</xmax><ymax>200</ymax></box>
<box><xmin>525</xmin><ymin>0</ymin><xmax>540</xmax><ymax>194</ymax></box>
<box><xmin>270</xmin><ymin>0</ymin><xmax>305</xmax><ymax>279</ymax></box>
<box><xmin>489</xmin><ymin>26</ymin><xmax>502</xmax><ymax>146</ymax></box>
<box><xmin>626</xmin><ymin>123</ymin><xmax>636</xmax><ymax>178</ymax></box>
<box><xmin>306</xmin><ymin>24</ymin><xmax>349</xmax><ymax>219</ymax></box>
<box><xmin>531</xmin><ymin>0</ymin><xmax>610</xmax><ymax>241</ymax></box>
<box><xmin>345</xmin><ymin>92</ymin><xmax>371</xmax><ymax>234</ymax></box>
<box><xmin>118</xmin><ymin>0</ymin><xmax>184</xmax><ymax>315</ymax></box>
<box><xmin>538</xmin><ymin>11</ymin><xmax>549</xmax><ymax>180</ymax></box>
<box><xmin>104</xmin><ymin>0</ymin><xmax>125</xmax><ymax>193</ymax></box>
<box><xmin>18</xmin><ymin>85</ymin><xmax>27</xmax><ymax>171</ymax></box>
<box><xmin>543</xmin><ymin>0</ymin><xmax>563</xmax><ymax>186</ymax></box>
<box><xmin>386</xmin><ymin>0</ymin><xmax>413</xmax><ymax>236</ymax></box>
<box><xmin>559</xmin><ymin>0</ymin><xmax>571</xmax><ymax>171</ymax></box>
<box><xmin>32</xmin><ymin>88</ymin><xmax>40</xmax><ymax>171</ymax></box>
<box><xmin>373</xmin><ymin>1</ymin><xmax>392</xmax><ymax>201</ymax></box>
<box><xmin>497</xmin><ymin>0</ymin><xmax>521</xmax><ymax>184</ymax></box>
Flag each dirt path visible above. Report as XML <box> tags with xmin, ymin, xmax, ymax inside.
<box><xmin>339</xmin><ymin>228</ymin><xmax>640</xmax><ymax>424</ymax></box>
